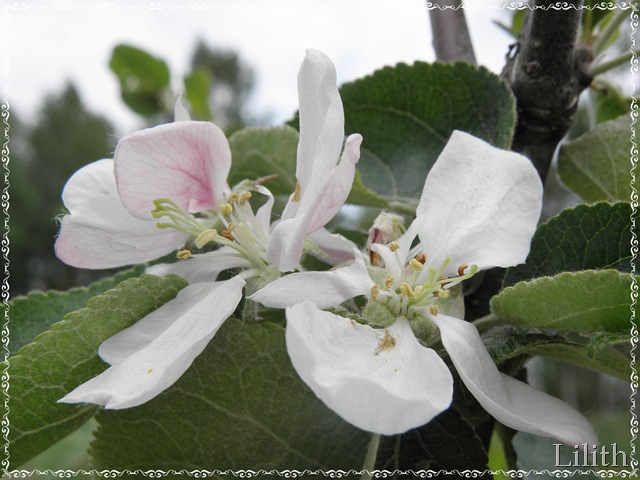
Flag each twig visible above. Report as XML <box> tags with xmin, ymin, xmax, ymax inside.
<box><xmin>428</xmin><ymin>0</ymin><xmax>477</xmax><ymax>64</ymax></box>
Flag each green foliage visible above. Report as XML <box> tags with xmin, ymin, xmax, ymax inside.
<box><xmin>589</xmin><ymin>85</ymin><xmax>631</xmax><ymax>125</ymax></box>
<box><xmin>91</xmin><ymin>318</ymin><xmax>370</xmax><ymax>472</ymax></box>
<box><xmin>184</xmin><ymin>67</ymin><xmax>213</xmax><ymax>121</ymax></box>
<box><xmin>8</xmin><ymin>266</ymin><xmax>145</xmax><ymax>356</ymax></box>
<box><xmin>228</xmin><ymin>126</ymin><xmax>299</xmax><ymax>195</ymax></box>
<box><xmin>6</xmin><ymin>274</ymin><xmax>187</xmax><ymax>468</ymax></box>
<box><xmin>337</xmin><ymin>62</ymin><xmax>516</xmax><ymax>204</ymax></box>
<box><xmin>558</xmin><ymin>115</ymin><xmax>632</xmax><ymax>202</ymax></box>
<box><xmin>504</xmin><ymin>202</ymin><xmax>632</xmax><ymax>286</ymax></box>
<box><xmin>109</xmin><ymin>45</ymin><xmax>171</xmax><ymax>116</ymax></box>
<box><xmin>492</xmin><ymin>270</ymin><xmax>633</xmax><ymax>334</ymax></box>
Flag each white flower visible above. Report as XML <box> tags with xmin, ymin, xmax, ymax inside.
<box><xmin>58</xmin><ymin>49</ymin><xmax>360</xmax><ymax>409</ymax></box>
<box><xmin>251</xmin><ymin>131</ymin><xmax>597</xmax><ymax>447</ymax></box>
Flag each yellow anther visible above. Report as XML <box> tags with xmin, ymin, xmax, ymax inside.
<box><xmin>374</xmin><ymin>329</ymin><xmax>396</xmax><ymax>355</ymax></box>
<box><xmin>195</xmin><ymin>229</ymin><xmax>218</xmax><ymax>249</ymax></box>
<box><xmin>409</xmin><ymin>258</ymin><xmax>423</xmax><ymax>271</ymax></box>
<box><xmin>415</xmin><ymin>252</ymin><xmax>427</xmax><ymax>264</ymax></box>
<box><xmin>389</xmin><ymin>241</ymin><xmax>400</xmax><ymax>252</ymax></box>
<box><xmin>222</xmin><ymin>230</ymin><xmax>235</xmax><ymax>241</ymax></box>
<box><xmin>400</xmin><ymin>282</ymin><xmax>414</xmax><ymax>297</ymax></box>
<box><xmin>457</xmin><ymin>263</ymin><xmax>468</xmax><ymax>277</ymax></box>
<box><xmin>176</xmin><ymin>249</ymin><xmax>192</xmax><ymax>260</ymax></box>
<box><xmin>147</xmin><ymin>369</ymin><xmax>153</xmax><ymax>374</ymax></box>
<box><xmin>292</xmin><ymin>181</ymin><xmax>301</xmax><ymax>202</ymax></box>
<box><xmin>228</xmin><ymin>192</ymin><xmax>240</xmax><ymax>203</ymax></box>
<box><xmin>385</xmin><ymin>276</ymin><xmax>394</xmax><ymax>288</ymax></box>
<box><xmin>220</xmin><ymin>203</ymin><xmax>233</xmax><ymax>216</ymax></box>
<box><xmin>371</xmin><ymin>285</ymin><xmax>380</xmax><ymax>300</ymax></box>
<box><xmin>227</xmin><ymin>222</ymin><xmax>236</xmax><ymax>232</ymax></box>
<box><xmin>239</xmin><ymin>191</ymin><xmax>252</xmax><ymax>206</ymax></box>
<box><xmin>369</xmin><ymin>250</ymin><xmax>381</xmax><ymax>267</ymax></box>
<box><xmin>430</xmin><ymin>304</ymin><xmax>440</xmax><ymax>316</ymax></box>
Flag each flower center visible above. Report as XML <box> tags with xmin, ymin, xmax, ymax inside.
<box><xmin>151</xmin><ymin>189</ymin><xmax>271</xmax><ymax>273</ymax></box>
<box><xmin>370</xmin><ymin>244</ymin><xmax>478</xmax><ymax>321</ymax></box>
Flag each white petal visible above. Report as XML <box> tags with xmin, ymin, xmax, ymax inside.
<box><xmin>417</xmin><ymin>131</ymin><xmax>543</xmax><ymax>273</ymax></box>
<box><xmin>307</xmin><ymin>228</ymin><xmax>357</xmax><ymax>265</ymax></box>
<box><xmin>433</xmin><ymin>313</ymin><xmax>597</xmax><ymax>446</ymax></box>
<box><xmin>59</xmin><ymin>277</ymin><xmax>245</xmax><ymax>409</ymax></box>
<box><xmin>174</xmin><ymin>95</ymin><xmax>191</xmax><ymax>122</ymax></box>
<box><xmin>265</xmin><ymin>215</ymin><xmax>309</xmax><ymax>273</ymax></box>
<box><xmin>146</xmin><ymin>248</ymin><xmax>252</xmax><ymax>284</ymax></box>
<box><xmin>286</xmin><ymin>302</ymin><xmax>453</xmax><ymax>435</ymax></box>
<box><xmin>250</xmin><ymin>249</ymin><xmax>373</xmax><ymax>309</ymax></box>
<box><xmin>254</xmin><ymin>184</ymin><xmax>275</xmax><ymax>237</ymax></box>
<box><xmin>115</xmin><ymin>121</ymin><xmax>231</xmax><ymax>219</ymax></box>
<box><xmin>55</xmin><ymin>159</ymin><xmax>187</xmax><ymax>269</ymax></box>
<box><xmin>295</xmin><ymin>49</ymin><xmax>345</xmax><ymax>195</ymax></box>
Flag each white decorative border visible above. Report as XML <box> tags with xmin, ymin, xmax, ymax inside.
<box><xmin>0</xmin><ymin>1</ymin><xmax>636</xmax><ymax>478</ymax></box>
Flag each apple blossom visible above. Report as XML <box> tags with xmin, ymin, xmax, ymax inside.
<box><xmin>251</xmin><ymin>130</ymin><xmax>597</xmax><ymax>447</ymax></box>
<box><xmin>58</xmin><ymin>49</ymin><xmax>361</xmax><ymax>409</ymax></box>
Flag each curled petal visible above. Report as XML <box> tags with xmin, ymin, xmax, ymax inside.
<box><xmin>59</xmin><ymin>277</ymin><xmax>245</xmax><ymax>409</ymax></box>
<box><xmin>250</xmin><ymin>249</ymin><xmax>372</xmax><ymax>309</ymax></box>
<box><xmin>417</xmin><ymin>131</ymin><xmax>543</xmax><ymax>274</ymax></box>
<box><xmin>286</xmin><ymin>302</ymin><xmax>453</xmax><ymax>435</ymax></box>
<box><xmin>432</xmin><ymin>313</ymin><xmax>597</xmax><ymax>446</ymax></box>
<box><xmin>267</xmin><ymin>134</ymin><xmax>362</xmax><ymax>272</ymax></box>
<box><xmin>146</xmin><ymin>247</ymin><xmax>252</xmax><ymax>284</ymax></box>
<box><xmin>295</xmin><ymin>48</ymin><xmax>346</xmax><ymax>196</ymax></box>
<box><xmin>115</xmin><ymin>121</ymin><xmax>231</xmax><ymax>219</ymax></box>
<box><xmin>55</xmin><ymin>159</ymin><xmax>187</xmax><ymax>269</ymax></box>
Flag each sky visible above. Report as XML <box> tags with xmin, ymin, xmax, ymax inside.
<box><xmin>3</xmin><ymin>0</ymin><xmax>517</xmax><ymax>135</ymax></box>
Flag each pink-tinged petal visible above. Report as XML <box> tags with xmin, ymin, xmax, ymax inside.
<box><xmin>286</xmin><ymin>302</ymin><xmax>453</xmax><ymax>435</ymax></box>
<box><xmin>251</xmin><ymin>249</ymin><xmax>373</xmax><ymax>309</ymax></box>
<box><xmin>59</xmin><ymin>277</ymin><xmax>245</xmax><ymax>409</ymax></box>
<box><xmin>432</xmin><ymin>313</ymin><xmax>597</xmax><ymax>446</ymax></box>
<box><xmin>417</xmin><ymin>131</ymin><xmax>543</xmax><ymax>274</ymax></box>
<box><xmin>295</xmin><ymin>49</ymin><xmax>346</xmax><ymax>195</ymax></box>
<box><xmin>267</xmin><ymin>134</ymin><xmax>362</xmax><ymax>272</ymax></box>
<box><xmin>146</xmin><ymin>247</ymin><xmax>252</xmax><ymax>284</ymax></box>
<box><xmin>55</xmin><ymin>159</ymin><xmax>187</xmax><ymax>269</ymax></box>
<box><xmin>307</xmin><ymin>228</ymin><xmax>357</xmax><ymax>265</ymax></box>
<box><xmin>114</xmin><ymin>121</ymin><xmax>231</xmax><ymax>219</ymax></box>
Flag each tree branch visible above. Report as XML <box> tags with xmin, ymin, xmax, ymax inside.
<box><xmin>428</xmin><ymin>0</ymin><xmax>477</xmax><ymax>64</ymax></box>
<box><xmin>502</xmin><ymin>0</ymin><xmax>592</xmax><ymax>183</ymax></box>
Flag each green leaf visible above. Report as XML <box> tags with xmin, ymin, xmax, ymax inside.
<box><xmin>481</xmin><ymin>325</ymin><xmax>631</xmax><ymax>382</ymax></box>
<box><xmin>184</xmin><ymin>67</ymin><xmax>212</xmax><ymax>121</ymax></box>
<box><xmin>558</xmin><ymin>115</ymin><xmax>632</xmax><ymax>202</ymax></box>
<box><xmin>346</xmin><ymin>170</ymin><xmax>389</xmax><ymax>208</ymax></box>
<box><xmin>589</xmin><ymin>85</ymin><xmax>631</xmax><ymax>125</ymax></box>
<box><xmin>492</xmin><ymin>270</ymin><xmax>633</xmax><ymax>334</ymax></box>
<box><xmin>338</xmin><ymin>62</ymin><xmax>516</xmax><ymax>203</ymax></box>
<box><xmin>504</xmin><ymin>202</ymin><xmax>632</xmax><ymax>286</ymax></box>
<box><xmin>228</xmin><ymin>126</ymin><xmax>299</xmax><ymax>196</ymax></box>
<box><xmin>8</xmin><ymin>266</ymin><xmax>145</xmax><ymax>356</ymax></box>
<box><xmin>6</xmin><ymin>274</ymin><xmax>187</xmax><ymax>468</ymax></box>
<box><xmin>91</xmin><ymin>318</ymin><xmax>370</xmax><ymax>471</ymax></box>
<box><xmin>109</xmin><ymin>44</ymin><xmax>170</xmax><ymax>116</ymax></box>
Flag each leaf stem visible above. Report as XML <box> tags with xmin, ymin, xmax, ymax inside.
<box><xmin>472</xmin><ymin>313</ymin><xmax>505</xmax><ymax>333</ymax></box>
<box><xmin>593</xmin><ymin>2</ymin><xmax>638</xmax><ymax>56</ymax></box>
<box><xmin>589</xmin><ymin>48</ymin><xmax>640</xmax><ymax>77</ymax></box>
<box><xmin>361</xmin><ymin>433</ymin><xmax>381</xmax><ymax>480</ymax></box>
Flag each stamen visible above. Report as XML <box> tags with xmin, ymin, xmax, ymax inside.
<box><xmin>220</xmin><ymin>203</ymin><xmax>233</xmax><ymax>217</ymax></box>
<box><xmin>430</xmin><ymin>304</ymin><xmax>439</xmax><ymax>316</ymax></box>
<box><xmin>400</xmin><ymin>282</ymin><xmax>414</xmax><ymax>297</ymax></box>
<box><xmin>409</xmin><ymin>258</ymin><xmax>423</xmax><ymax>271</ymax></box>
<box><xmin>371</xmin><ymin>285</ymin><xmax>380</xmax><ymax>300</ymax></box>
<box><xmin>370</xmin><ymin>250</ymin><xmax>381</xmax><ymax>267</ymax></box>
<box><xmin>177</xmin><ymin>249</ymin><xmax>192</xmax><ymax>260</ymax></box>
<box><xmin>389</xmin><ymin>241</ymin><xmax>400</xmax><ymax>252</ymax></box>
<box><xmin>415</xmin><ymin>252</ymin><xmax>427</xmax><ymax>264</ymax></box>
<box><xmin>239</xmin><ymin>192</ymin><xmax>252</xmax><ymax>206</ymax></box>
<box><xmin>195</xmin><ymin>229</ymin><xmax>218</xmax><ymax>249</ymax></box>
<box><xmin>222</xmin><ymin>230</ymin><xmax>235</xmax><ymax>241</ymax></box>
<box><xmin>385</xmin><ymin>276</ymin><xmax>394</xmax><ymax>288</ymax></box>
<box><xmin>228</xmin><ymin>192</ymin><xmax>240</xmax><ymax>203</ymax></box>
<box><xmin>457</xmin><ymin>263</ymin><xmax>468</xmax><ymax>277</ymax></box>
<box><xmin>292</xmin><ymin>181</ymin><xmax>301</xmax><ymax>202</ymax></box>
